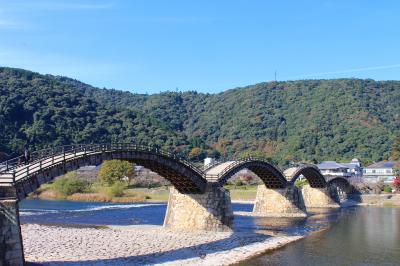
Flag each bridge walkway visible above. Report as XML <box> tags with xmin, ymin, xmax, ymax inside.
<box><xmin>204</xmin><ymin>161</ymin><xmax>236</xmax><ymax>182</ymax></box>
<box><xmin>0</xmin><ymin>151</ymin><xmax>88</xmax><ymax>186</ymax></box>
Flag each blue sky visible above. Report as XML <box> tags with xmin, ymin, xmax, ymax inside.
<box><xmin>1</xmin><ymin>0</ymin><xmax>400</xmax><ymax>94</ymax></box>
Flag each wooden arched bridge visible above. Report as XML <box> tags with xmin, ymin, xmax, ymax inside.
<box><xmin>0</xmin><ymin>143</ymin><xmax>355</xmax><ymax>265</ymax></box>
<box><xmin>0</xmin><ymin>143</ymin><xmax>350</xmax><ymax>200</ymax></box>
<box><xmin>0</xmin><ymin>143</ymin><xmax>208</xmax><ymax>198</ymax></box>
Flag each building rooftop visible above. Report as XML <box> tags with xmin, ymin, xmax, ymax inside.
<box><xmin>317</xmin><ymin>161</ymin><xmax>347</xmax><ymax>170</ymax></box>
<box><xmin>366</xmin><ymin>161</ymin><xmax>400</xmax><ymax>169</ymax></box>
<box><xmin>342</xmin><ymin>163</ymin><xmax>360</xmax><ymax>169</ymax></box>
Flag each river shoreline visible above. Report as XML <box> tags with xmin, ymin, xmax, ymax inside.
<box><xmin>22</xmin><ymin>223</ymin><xmax>304</xmax><ymax>266</ymax></box>
<box><xmin>29</xmin><ymin>186</ymin><xmax>400</xmax><ymax>206</ymax></box>
<box><xmin>19</xmin><ymin>196</ymin><xmax>400</xmax><ymax>265</ymax></box>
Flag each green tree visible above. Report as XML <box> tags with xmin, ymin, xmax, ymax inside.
<box><xmin>390</xmin><ymin>135</ymin><xmax>400</xmax><ymax>161</ymax></box>
<box><xmin>98</xmin><ymin>160</ymin><xmax>134</xmax><ymax>186</ymax></box>
<box><xmin>188</xmin><ymin>147</ymin><xmax>205</xmax><ymax>161</ymax></box>
<box><xmin>53</xmin><ymin>172</ymin><xmax>90</xmax><ymax>197</ymax></box>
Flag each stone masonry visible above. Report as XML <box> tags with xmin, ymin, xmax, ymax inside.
<box><xmin>163</xmin><ymin>184</ymin><xmax>233</xmax><ymax>231</ymax></box>
<box><xmin>0</xmin><ymin>199</ymin><xmax>24</xmax><ymax>266</ymax></box>
<box><xmin>253</xmin><ymin>185</ymin><xmax>307</xmax><ymax>217</ymax></box>
<box><xmin>302</xmin><ymin>185</ymin><xmax>340</xmax><ymax>208</ymax></box>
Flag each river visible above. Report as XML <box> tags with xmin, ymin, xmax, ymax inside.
<box><xmin>19</xmin><ymin>200</ymin><xmax>400</xmax><ymax>265</ymax></box>
<box><xmin>243</xmin><ymin>207</ymin><xmax>400</xmax><ymax>265</ymax></box>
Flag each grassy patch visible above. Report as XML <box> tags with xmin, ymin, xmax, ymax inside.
<box><xmin>229</xmin><ymin>189</ymin><xmax>257</xmax><ymax>201</ymax></box>
<box><xmin>144</xmin><ymin>192</ymin><xmax>169</xmax><ymax>202</ymax></box>
<box><xmin>295</xmin><ymin>179</ymin><xmax>309</xmax><ymax>188</ymax></box>
<box><xmin>125</xmin><ymin>188</ymin><xmax>170</xmax><ymax>202</ymax></box>
<box><xmin>224</xmin><ymin>184</ymin><xmax>257</xmax><ymax>190</ymax></box>
<box><xmin>67</xmin><ymin>193</ymin><xmax>111</xmax><ymax>202</ymax></box>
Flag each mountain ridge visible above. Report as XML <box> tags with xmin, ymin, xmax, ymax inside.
<box><xmin>1</xmin><ymin>67</ymin><xmax>399</xmax><ymax>165</ymax></box>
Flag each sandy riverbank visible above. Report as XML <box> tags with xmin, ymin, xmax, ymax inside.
<box><xmin>22</xmin><ymin>223</ymin><xmax>303</xmax><ymax>266</ymax></box>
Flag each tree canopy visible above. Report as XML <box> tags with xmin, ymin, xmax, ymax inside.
<box><xmin>1</xmin><ymin>67</ymin><xmax>399</xmax><ymax>165</ymax></box>
<box><xmin>98</xmin><ymin>160</ymin><xmax>134</xmax><ymax>186</ymax></box>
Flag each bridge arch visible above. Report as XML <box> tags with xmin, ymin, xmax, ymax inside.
<box><xmin>287</xmin><ymin>164</ymin><xmax>327</xmax><ymax>188</ymax></box>
<box><xmin>0</xmin><ymin>143</ymin><xmax>207</xmax><ymax>199</ymax></box>
<box><xmin>326</xmin><ymin>177</ymin><xmax>351</xmax><ymax>187</ymax></box>
<box><xmin>211</xmin><ymin>159</ymin><xmax>288</xmax><ymax>188</ymax></box>
<box><xmin>327</xmin><ymin>177</ymin><xmax>352</xmax><ymax>202</ymax></box>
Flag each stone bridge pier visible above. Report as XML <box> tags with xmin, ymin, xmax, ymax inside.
<box><xmin>253</xmin><ymin>185</ymin><xmax>307</xmax><ymax>217</ymax></box>
<box><xmin>163</xmin><ymin>184</ymin><xmax>233</xmax><ymax>231</ymax></box>
<box><xmin>0</xmin><ymin>195</ymin><xmax>25</xmax><ymax>266</ymax></box>
<box><xmin>301</xmin><ymin>185</ymin><xmax>340</xmax><ymax>208</ymax></box>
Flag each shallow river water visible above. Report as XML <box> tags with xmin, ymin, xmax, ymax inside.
<box><xmin>243</xmin><ymin>207</ymin><xmax>400</xmax><ymax>266</ymax></box>
<box><xmin>19</xmin><ymin>200</ymin><xmax>400</xmax><ymax>265</ymax></box>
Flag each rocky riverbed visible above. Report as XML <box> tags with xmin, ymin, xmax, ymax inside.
<box><xmin>22</xmin><ymin>224</ymin><xmax>303</xmax><ymax>265</ymax></box>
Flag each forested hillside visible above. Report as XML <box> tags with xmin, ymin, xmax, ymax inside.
<box><xmin>1</xmin><ymin>67</ymin><xmax>399</xmax><ymax>165</ymax></box>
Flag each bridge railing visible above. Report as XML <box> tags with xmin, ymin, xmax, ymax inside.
<box><xmin>0</xmin><ymin>143</ymin><xmax>204</xmax><ymax>186</ymax></box>
<box><xmin>206</xmin><ymin>156</ymin><xmax>284</xmax><ymax>182</ymax></box>
<box><xmin>202</xmin><ymin>159</ymin><xmax>225</xmax><ymax>172</ymax></box>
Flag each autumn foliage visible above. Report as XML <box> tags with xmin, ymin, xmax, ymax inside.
<box><xmin>393</xmin><ymin>176</ymin><xmax>400</xmax><ymax>191</ymax></box>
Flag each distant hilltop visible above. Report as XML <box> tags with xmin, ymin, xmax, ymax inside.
<box><xmin>0</xmin><ymin>67</ymin><xmax>399</xmax><ymax>165</ymax></box>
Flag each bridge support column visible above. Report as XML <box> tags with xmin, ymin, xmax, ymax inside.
<box><xmin>0</xmin><ymin>199</ymin><xmax>25</xmax><ymax>266</ymax></box>
<box><xmin>253</xmin><ymin>185</ymin><xmax>307</xmax><ymax>217</ymax></box>
<box><xmin>302</xmin><ymin>185</ymin><xmax>340</xmax><ymax>208</ymax></box>
<box><xmin>163</xmin><ymin>184</ymin><xmax>233</xmax><ymax>231</ymax></box>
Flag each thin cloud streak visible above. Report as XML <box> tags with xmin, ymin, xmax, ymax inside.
<box><xmin>6</xmin><ymin>1</ymin><xmax>114</xmax><ymax>11</ymax></box>
<box><xmin>284</xmin><ymin>64</ymin><xmax>400</xmax><ymax>80</ymax></box>
<box><xmin>0</xmin><ymin>16</ymin><xmax>23</xmax><ymax>29</ymax></box>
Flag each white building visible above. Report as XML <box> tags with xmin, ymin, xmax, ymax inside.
<box><xmin>317</xmin><ymin>161</ymin><xmax>352</xmax><ymax>178</ymax></box>
<box><xmin>363</xmin><ymin>161</ymin><xmax>399</xmax><ymax>183</ymax></box>
<box><xmin>342</xmin><ymin>158</ymin><xmax>363</xmax><ymax>177</ymax></box>
<box><xmin>317</xmin><ymin>158</ymin><xmax>363</xmax><ymax>180</ymax></box>
<box><xmin>204</xmin><ymin>157</ymin><xmax>216</xmax><ymax>167</ymax></box>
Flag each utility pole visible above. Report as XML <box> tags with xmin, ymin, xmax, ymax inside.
<box><xmin>274</xmin><ymin>70</ymin><xmax>277</xmax><ymax>81</ymax></box>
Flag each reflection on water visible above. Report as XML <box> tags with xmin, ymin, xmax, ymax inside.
<box><xmin>242</xmin><ymin>207</ymin><xmax>400</xmax><ymax>266</ymax></box>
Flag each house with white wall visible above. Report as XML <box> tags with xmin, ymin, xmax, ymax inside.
<box><xmin>363</xmin><ymin>161</ymin><xmax>399</xmax><ymax>183</ymax></box>
<box><xmin>317</xmin><ymin>161</ymin><xmax>352</xmax><ymax>178</ymax></box>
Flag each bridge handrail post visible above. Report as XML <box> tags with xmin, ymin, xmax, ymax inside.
<box><xmin>12</xmin><ymin>168</ymin><xmax>16</xmax><ymax>184</ymax></box>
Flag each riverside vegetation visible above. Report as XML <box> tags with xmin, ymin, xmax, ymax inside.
<box><xmin>29</xmin><ymin>158</ymin><xmax>400</xmax><ymax>203</ymax></box>
<box><xmin>29</xmin><ymin>159</ymin><xmax>263</xmax><ymax>202</ymax></box>
<box><xmin>30</xmin><ymin>160</ymin><xmax>153</xmax><ymax>202</ymax></box>
<box><xmin>1</xmin><ymin>67</ymin><xmax>400</xmax><ymax>166</ymax></box>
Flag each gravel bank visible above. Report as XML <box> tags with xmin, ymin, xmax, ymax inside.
<box><xmin>22</xmin><ymin>224</ymin><xmax>303</xmax><ymax>265</ymax></box>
